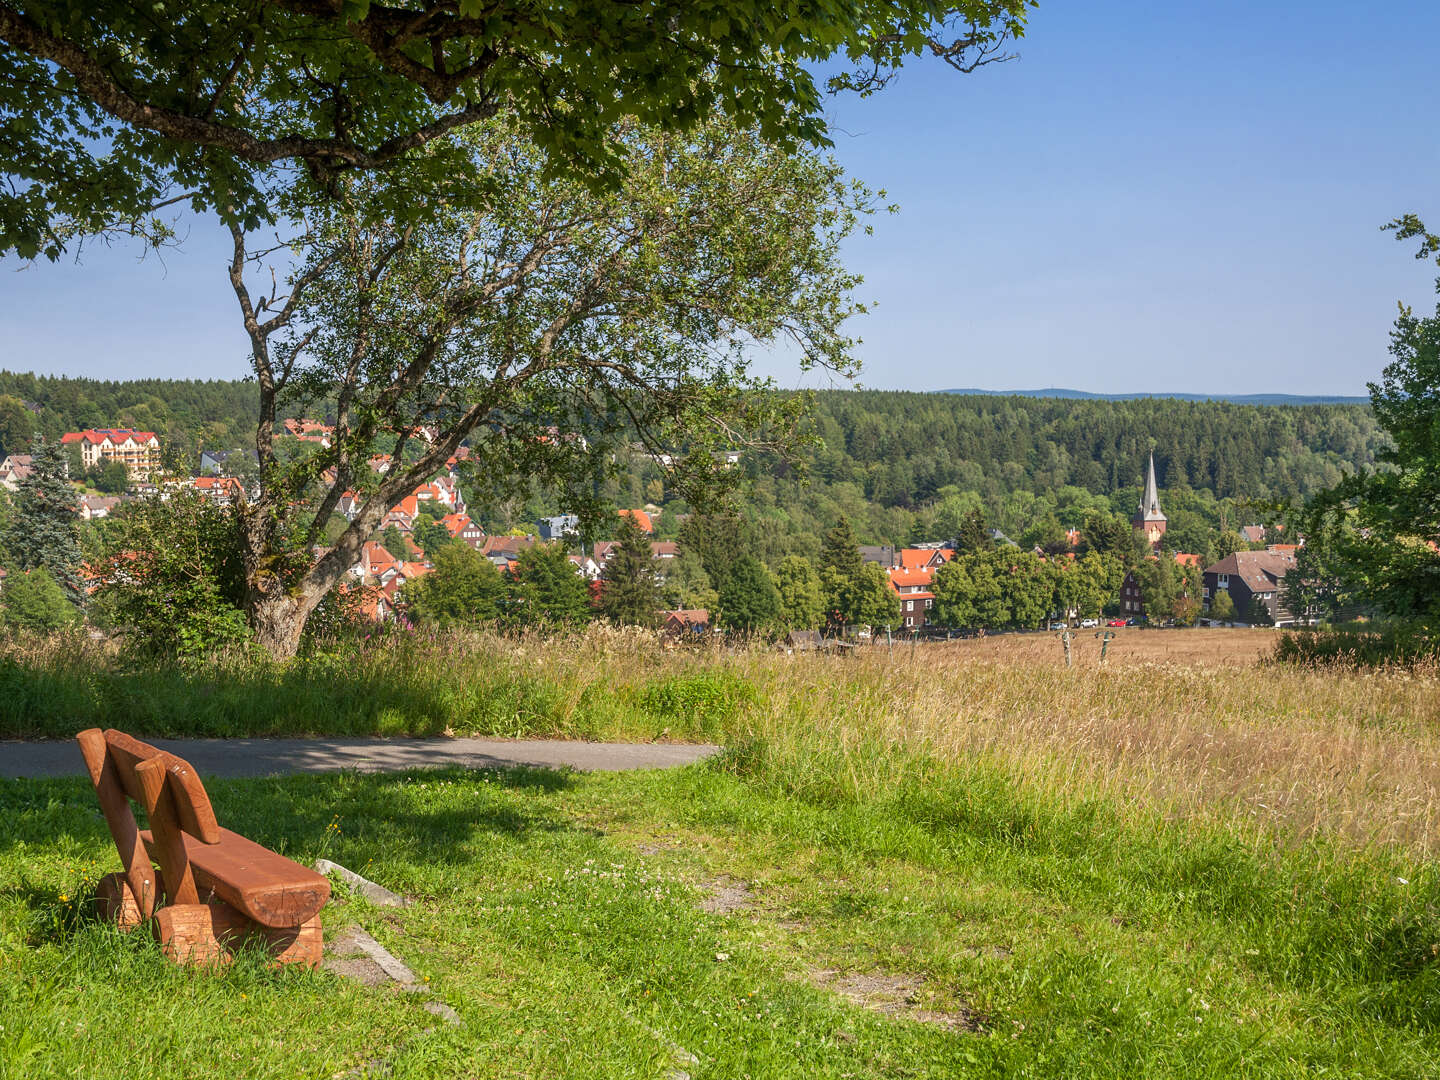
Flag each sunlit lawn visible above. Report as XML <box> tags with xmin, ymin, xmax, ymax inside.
<box><xmin>4</xmin><ymin>751</ymin><xmax>1437</xmax><ymax>1079</ymax></box>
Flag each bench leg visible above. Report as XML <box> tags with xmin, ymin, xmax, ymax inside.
<box><xmin>154</xmin><ymin>901</ymin><xmax>324</xmax><ymax>968</ymax></box>
<box><xmin>96</xmin><ymin>871</ymin><xmax>157</xmax><ymax>931</ymax></box>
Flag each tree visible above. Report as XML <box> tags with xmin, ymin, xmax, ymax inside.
<box><xmin>953</xmin><ymin>508</ymin><xmax>995</xmax><ymax>556</ymax></box>
<box><xmin>91</xmin><ymin>490</ymin><xmax>252</xmax><ymax>658</ymax></box>
<box><xmin>1245</xmin><ymin>592</ymin><xmax>1274</xmax><ymax>627</ymax></box>
<box><xmin>774</xmin><ymin>555</ymin><xmax>823</xmax><ymax>631</ymax></box>
<box><xmin>819</xmin><ymin>516</ymin><xmax>865</xmax><ymax>577</ymax></box>
<box><xmin>412</xmin><ymin>513</ymin><xmax>455</xmax><ymax>561</ymax></box>
<box><xmin>1209</xmin><ymin>589</ymin><xmax>1236</xmax><ymax>624</ymax></box>
<box><xmin>505</xmin><ymin>544</ymin><xmax>591</xmax><ymax>630</ymax></box>
<box><xmin>6</xmin><ymin>436</ymin><xmax>82</xmax><ymax>604</ymax></box>
<box><xmin>658</xmin><ymin>549</ymin><xmax>717</xmax><ymax>613</ymax></box>
<box><xmin>85</xmin><ymin>458</ymin><xmax>130</xmax><ymax>494</ymax></box>
<box><xmin>1</xmin><ymin>1</ymin><xmax>1030</xmax><ymax>260</ymax></box>
<box><xmin>379</xmin><ymin>526</ymin><xmax>411</xmax><ymax>563</ymax></box>
<box><xmin>716</xmin><ymin>555</ymin><xmax>782</xmax><ymax>634</ymax></box>
<box><xmin>217</xmin><ymin>114</ymin><xmax>870</xmax><ymax>657</ymax></box>
<box><xmin>403</xmin><ymin>543</ymin><xmax>505</xmax><ymax>628</ymax></box>
<box><xmin>1291</xmin><ymin>216</ymin><xmax>1440</xmax><ymax>628</ymax></box>
<box><xmin>0</xmin><ymin>568</ymin><xmax>76</xmax><ymax>632</ymax></box>
<box><xmin>601</xmin><ymin>512</ymin><xmax>660</xmax><ymax>627</ymax></box>
<box><xmin>0</xmin><ymin>395</ymin><xmax>34</xmax><ymax>458</ymax></box>
<box><xmin>678</xmin><ymin>512</ymin><xmax>753</xmax><ymax>593</ymax></box>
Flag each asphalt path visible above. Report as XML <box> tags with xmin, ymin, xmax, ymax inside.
<box><xmin>0</xmin><ymin>737</ymin><xmax>721</xmax><ymax>780</ymax></box>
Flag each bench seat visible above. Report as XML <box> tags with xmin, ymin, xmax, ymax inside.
<box><xmin>141</xmin><ymin>827</ymin><xmax>330</xmax><ymax>928</ymax></box>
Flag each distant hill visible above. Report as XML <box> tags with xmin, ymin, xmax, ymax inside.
<box><xmin>938</xmin><ymin>388</ymin><xmax>1371</xmax><ymax>407</ymax></box>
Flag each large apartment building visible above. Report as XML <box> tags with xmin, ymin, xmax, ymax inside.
<box><xmin>60</xmin><ymin>429</ymin><xmax>161</xmax><ymax>479</ymax></box>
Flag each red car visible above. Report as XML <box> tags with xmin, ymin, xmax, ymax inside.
<box><xmin>1107</xmin><ymin>618</ymin><xmax>1127</xmax><ymax>627</ymax></box>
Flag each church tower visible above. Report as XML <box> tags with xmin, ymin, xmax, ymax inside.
<box><xmin>1132</xmin><ymin>453</ymin><xmax>1167</xmax><ymax>548</ymax></box>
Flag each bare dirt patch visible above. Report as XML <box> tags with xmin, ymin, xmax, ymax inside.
<box><xmin>699</xmin><ymin>876</ymin><xmax>754</xmax><ymax>915</ymax></box>
<box><xmin>809</xmin><ymin>968</ymin><xmax>983</xmax><ymax>1031</ymax></box>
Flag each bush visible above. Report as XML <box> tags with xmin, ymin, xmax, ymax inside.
<box><xmin>0</xmin><ymin>568</ymin><xmax>77</xmax><ymax>632</ymax></box>
<box><xmin>1273</xmin><ymin>625</ymin><xmax>1440</xmax><ymax>669</ymax></box>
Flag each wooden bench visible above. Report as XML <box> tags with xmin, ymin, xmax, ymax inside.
<box><xmin>77</xmin><ymin>728</ymin><xmax>330</xmax><ymax>966</ymax></box>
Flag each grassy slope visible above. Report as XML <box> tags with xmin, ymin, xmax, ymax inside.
<box><xmin>3</xmin><ymin>629</ymin><xmax>1438</xmax><ymax>1078</ymax></box>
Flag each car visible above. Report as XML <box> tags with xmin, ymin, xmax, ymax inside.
<box><xmin>1079</xmin><ymin>618</ymin><xmax>1099</xmax><ymax>629</ymax></box>
<box><xmin>1107</xmin><ymin>618</ymin><xmax>1127</xmax><ymax>627</ymax></box>
<box><xmin>1048</xmin><ymin>621</ymin><xmax>1068</xmax><ymax>631</ymax></box>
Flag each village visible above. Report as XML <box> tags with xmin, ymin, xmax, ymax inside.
<box><xmin>0</xmin><ymin>423</ymin><xmax>1305</xmax><ymax>636</ymax></box>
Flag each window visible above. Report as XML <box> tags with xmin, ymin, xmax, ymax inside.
<box><xmin>906</xmin><ymin>601</ymin><xmax>914</xmax><ymax>612</ymax></box>
<box><xmin>925</xmin><ymin>599</ymin><xmax>933</xmax><ymax>609</ymax></box>
<box><xmin>1217</xmin><ymin>574</ymin><xmax>1229</xmax><ymax>589</ymax></box>
<box><xmin>905</xmin><ymin>616</ymin><xmax>914</xmax><ymax>627</ymax></box>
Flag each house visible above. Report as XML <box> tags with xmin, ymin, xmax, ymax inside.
<box><xmin>60</xmin><ymin>429</ymin><xmax>161</xmax><ymax>479</ymax></box>
<box><xmin>1118</xmin><ymin>552</ymin><xmax>1204</xmax><ymax>619</ymax></box>
<box><xmin>283</xmin><ymin>418</ymin><xmax>333</xmax><ymax>445</ymax></box>
<box><xmin>1203</xmin><ymin>549</ymin><xmax>1298</xmax><ymax>625</ymax></box>
<box><xmin>568</xmin><ymin>554</ymin><xmax>603</xmax><ymax>580</ymax></box>
<box><xmin>888</xmin><ymin>564</ymin><xmax>939</xmax><ymax>630</ymax></box>
<box><xmin>859</xmin><ymin>545</ymin><xmax>897</xmax><ymax>568</ymax></box>
<box><xmin>198</xmin><ymin>448</ymin><xmax>257</xmax><ymax>475</ymax></box>
<box><xmin>78</xmin><ymin>494</ymin><xmax>123</xmax><ymax>520</ymax></box>
<box><xmin>660</xmin><ymin>609</ymin><xmax>709</xmax><ymax>635</ymax></box>
<box><xmin>441</xmin><ymin>512</ymin><xmax>485</xmax><ymax>549</ymax></box>
<box><xmin>0</xmin><ymin>454</ymin><xmax>33</xmax><ymax>491</ymax></box>
<box><xmin>1239</xmin><ymin>525</ymin><xmax>1266</xmax><ymax>545</ymax></box>
<box><xmin>193</xmin><ymin>475</ymin><xmax>245</xmax><ymax>506</ymax></box>
<box><xmin>481</xmin><ymin>535</ymin><xmax>539</xmax><ymax>569</ymax></box>
<box><xmin>356</xmin><ymin>541</ymin><xmax>400</xmax><ymax>582</ymax></box>
<box><xmin>1132</xmin><ymin>453</ymin><xmax>1167</xmax><ymax>548</ymax></box>
<box><xmin>538</xmin><ymin>514</ymin><xmax>579</xmax><ymax>541</ymax></box>
<box><xmin>618</xmin><ymin>509</ymin><xmax>654</xmax><ymax>534</ymax></box>
<box><xmin>897</xmin><ymin>548</ymin><xmax>952</xmax><ymax>572</ymax></box>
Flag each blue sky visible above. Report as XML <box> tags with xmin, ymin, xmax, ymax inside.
<box><xmin>3</xmin><ymin>1</ymin><xmax>1439</xmax><ymax>396</ymax></box>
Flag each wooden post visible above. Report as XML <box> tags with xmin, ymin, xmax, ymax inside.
<box><xmin>134</xmin><ymin>757</ymin><xmax>199</xmax><ymax>906</ymax></box>
<box><xmin>76</xmin><ymin>729</ymin><xmax>158</xmax><ymax>918</ymax></box>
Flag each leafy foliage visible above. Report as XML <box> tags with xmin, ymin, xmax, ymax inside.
<box><xmin>0</xmin><ymin>568</ymin><xmax>76</xmax><ymax>631</ymax></box>
<box><xmin>505</xmin><ymin>544</ymin><xmax>592</xmax><ymax>630</ymax></box>
<box><xmin>773</xmin><ymin>555</ymin><xmax>823</xmax><ymax>631</ymax></box>
<box><xmin>716</xmin><ymin>555</ymin><xmax>782</xmax><ymax>634</ymax></box>
<box><xmin>91</xmin><ymin>491</ymin><xmax>251</xmax><ymax>659</ymax></box>
<box><xmin>403</xmin><ymin>544</ymin><xmax>505</xmax><ymax>628</ymax></box>
<box><xmin>0</xmin><ymin>0</ymin><xmax>1029</xmax><ymax>259</ymax></box>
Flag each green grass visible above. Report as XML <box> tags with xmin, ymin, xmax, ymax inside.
<box><xmin>4</xmin><ymin>755</ymin><xmax>1437</xmax><ymax>1079</ymax></box>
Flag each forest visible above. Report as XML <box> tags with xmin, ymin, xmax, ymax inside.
<box><xmin>0</xmin><ymin>372</ymin><xmax>1384</xmax><ymax>563</ymax></box>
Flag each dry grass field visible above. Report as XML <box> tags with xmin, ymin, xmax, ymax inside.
<box><xmin>928</xmin><ymin>625</ymin><xmax>1279</xmax><ymax>667</ymax></box>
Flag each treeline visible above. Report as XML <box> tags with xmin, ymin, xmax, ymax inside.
<box><xmin>0</xmin><ymin>373</ymin><xmax>1385</xmax><ymax>565</ymax></box>
<box><xmin>0</xmin><ymin>371</ymin><xmax>257</xmax><ymax>473</ymax></box>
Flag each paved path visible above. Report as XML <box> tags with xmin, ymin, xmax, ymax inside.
<box><xmin>0</xmin><ymin>737</ymin><xmax>721</xmax><ymax>780</ymax></box>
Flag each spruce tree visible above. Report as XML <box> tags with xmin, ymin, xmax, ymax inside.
<box><xmin>716</xmin><ymin>556</ymin><xmax>782</xmax><ymax>634</ymax></box>
<box><xmin>8</xmin><ymin>437</ymin><xmax>83</xmax><ymax>605</ymax></box>
<box><xmin>601</xmin><ymin>513</ymin><xmax>660</xmax><ymax>627</ymax></box>
<box><xmin>820</xmin><ymin>517</ymin><xmax>863</xmax><ymax>576</ymax></box>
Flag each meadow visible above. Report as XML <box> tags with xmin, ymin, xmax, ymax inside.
<box><xmin>2</xmin><ymin>628</ymin><xmax>1438</xmax><ymax>1077</ymax></box>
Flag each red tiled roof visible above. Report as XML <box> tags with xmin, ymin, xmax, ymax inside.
<box><xmin>1173</xmin><ymin>553</ymin><xmax>1201</xmax><ymax>567</ymax></box>
<box><xmin>897</xmin><ymin>548</ymin><xmax>951</xmax><ymax>571</ymax></box>
<box><xmin>62</xmin><ymin>428</ymin><xmax>157</xmax><ymax>445</ymax></box>
<box><xmin>619</xmin><ymin>509</ymin><xmax>653</xmax><ymax>533</ymax></box>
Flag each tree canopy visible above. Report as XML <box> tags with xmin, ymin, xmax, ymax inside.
<box><xmin>1</xmin><ymin>0</ymin><xmax>1031</xmax><ymax>259</ymax></box>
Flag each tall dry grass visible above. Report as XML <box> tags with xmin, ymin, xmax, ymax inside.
<box><xmin>4</xmin><ymin>625</ymin><xmax>1438</xmax><ymax>856</ymax></box>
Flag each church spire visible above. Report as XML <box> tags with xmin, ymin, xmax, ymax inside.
<box><xmin>1140</xmin><ymin>453</ymin><xmax>1163</xmax><ymax>521</ymax></box>
<box><xmin>1133</xmin><ymin>452</ymin><xmax>1167</xmax><ymax>547</ymax></box>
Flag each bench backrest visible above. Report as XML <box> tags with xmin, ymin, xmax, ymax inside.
<box><xmin>76</xmin><ymin>727</ymin><xmax>220</xmax><ymax>915</ymax></box>
<box><xmin>97</xmin><ymin>729</ymin><xmax>220</xmax><ymax>844</ymax></box>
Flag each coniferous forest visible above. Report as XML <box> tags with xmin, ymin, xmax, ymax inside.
<box><xmin>0</xmin><ymin>372</ymin><xmax>1385</xmax><ymax>562</ymax></box>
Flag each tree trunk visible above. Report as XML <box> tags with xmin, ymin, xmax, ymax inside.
<box><xmin>249</xmin><ymin>590</ymin><xmax>315</xmax><ymax>660</ymax></box>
